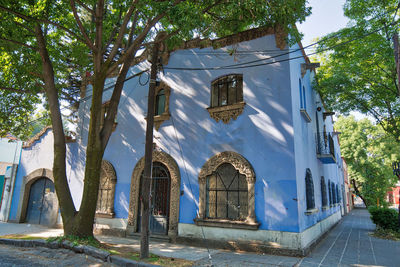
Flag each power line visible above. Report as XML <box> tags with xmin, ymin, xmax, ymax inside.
<box><xmin>164</xmin><ymin>23</ymin><xmax>392</xmax><ymax>71</ymax></box>
<box><xmin>21</xmin><ymin>6</ymin><xmax>399</xmax><ymax>126</ymax></box>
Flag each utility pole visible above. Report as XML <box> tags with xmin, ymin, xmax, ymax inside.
<box><xmin>140</xmin><ymin>39</ymin><xmax>160</xmax><ymax>259</ymax></box>
<box><xmin>393</xmin><ymin>33</ymin><xmax>400</xmax><ymax>97</ymax></box>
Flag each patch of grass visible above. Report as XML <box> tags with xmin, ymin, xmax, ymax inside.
<box><xmin>47</xmin><ymin>235</ymin><xmax>100</xmax><ymax>248</ymax></box>
<box><xmin>100</xmin><ymin>242</ymin><xmax>193</xmax><ymax>267</ymax></box>
<box><xmin>370</xmin><ymin>227</ymin><xmax>400</xmax><ymax>241</ymax></box>
<box><xmin>107</xmin><ymin>249</ymin><xmax>121</xmax><ymax>255</ymax></box>
<box><xmin>0</xmin><ymin>234</ymin><xmax>45</xmax><ymax>240</ymax></box>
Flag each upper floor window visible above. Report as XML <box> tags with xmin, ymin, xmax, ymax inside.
<box><xmin>305</xmin><ymin>168</ymin><xmax>315</xmax><ymax>211</ymax></box>
<box><xmin>299</xmin><ymin>79</ymin><xmax>306</xmax><ymax>109</ymax></box>
<box><xmin>299</xmin><ymin>79</ymin><xmax>311</xmax><ymax>122</ymax></box>
<box><xmin>152</xmin><ymin>82</ymin><xmax>171</xmax><ymax>130</ymax></box>
<box><xmin>211</xmin><ymin>74</ymin><xmax>243</xmax><ymax>107</ymax></box>
<box><xmin>207</xmin><ymin>74</ymin><xmax>246</xmax><ymax>124</ymax></box>
<box><xmin>155</xmin><ymin>89</ymin><xmax>166</xmax><ymax>116</ymax></box>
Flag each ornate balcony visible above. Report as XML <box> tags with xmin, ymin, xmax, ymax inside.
<box><xmin>316</xmin><ymin>132</ymin><xmax>336</xmax><ymax>164</ymax></box>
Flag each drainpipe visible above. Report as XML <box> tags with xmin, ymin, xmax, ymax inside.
<box><xmin>0</xmin><ymin>141</ymin><xmax>22</xmax><ymax>222</ymax></box>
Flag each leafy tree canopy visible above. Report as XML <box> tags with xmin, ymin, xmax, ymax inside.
<box><xmin>0</xmin><ymin>0</ymin><xmax>312</xmax><ymax>240</ymax></box>
<box><xmin>315</xmin><ymin>0</ymin><xmax>400</xmax><ymax>141</ymax></box>
<box><xmin>335</xmin><ymin>116</ymin><xmax>399</xmax><ymax>207</ymax></box>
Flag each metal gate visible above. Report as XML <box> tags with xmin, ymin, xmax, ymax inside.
<box><xmin>138</xmin><ymin>162</ymin><xmax>170</xmax><ymax>235</ymax></box>
<box><xmin>25</xmin><ymin>177</ymin><xmax>58</xmax><ymax>226</ymax></box>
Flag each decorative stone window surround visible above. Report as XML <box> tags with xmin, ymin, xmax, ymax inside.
<box><xmin>207</xmin><ymin>102</ymin><xmax>246</xmax><ymax>124</ymax></box>
<box><xmin>154</xmin><ymin>82</ymin><xmax>171</xmax><ymax>130</ymax></box>
<box><xmin>195</xmin><ymin>151</ymin><xmax>259</xmax><ymax>230</ymax></box>
<box><xmin>208</xmin><ymin>74</ymin><xmax>246</xmax><ymax>124</ymax></box>
<box><xmin>126</xmin><ymin>151</ymin><xmax>181</xmax><ymax>238</ymax></box>
<box><xmin>96</xmin><ymin>160</ymin><xmax>117</xmax><ymax>218</ymax></box>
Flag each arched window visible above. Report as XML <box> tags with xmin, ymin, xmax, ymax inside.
<box><xmin>153</xmin><ymin>82</ymin><xmax>171</xmax><ymax>130</ymax></box>
<box><xmin>305</xmin><ymin>168</ymin><xmax>315</xmax><ymax>210</ymax></box>
<box><xmin>211</xmin><ymin>74</ymin><xmax>243</xmax><ymax>107</ymax></box>
<box><xmin>332</xmin><ymin>182</ymin><xmax>336</xmax><ymax>204</ymax></box>
<box><xmin>155</xmin><ymin>89</ymin><xmax>166</xmax><ymax>116</ymax></box>
<box><xmin>206</xmin><ymin>163</ymin><xmax>248</xmax><ymax>220</ymax></box>
<box><xmin>96</xmin><ymin>160</ymin><xmax>117</xmax><ymax>218</ymax></box>
<box><xmin>321</xmin><ymin>176</ymin><xmax>328</xmax><ymax>208</ymax></box>
<box><xmin>336</xmin><ymin>184</ymin><xmax>340</xmax><ymax>204</ymax></box>
<box><xmin>299</xmin><ymin>79</ymin><xmax>303</xmax><ymax>108</ymax></box>
<box><xmin>196</xmin><ymin>151</ymin><xmax>258</xmax><ymax>229</ymax></box>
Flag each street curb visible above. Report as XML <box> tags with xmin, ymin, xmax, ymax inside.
<box><xmin>0</xmin><ymin>238</ymin><xmax>159</xmax><ymax>267</ymax></box>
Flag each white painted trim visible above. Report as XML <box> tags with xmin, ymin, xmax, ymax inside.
<box><xmin>94</xmin><ymin>217</ymin><xmax>128</xmax><ymax>229</ymax></box>
<box><xmin>178</xmin><ymin>211</ymin><xmax>342</xmax><ymax>250</ymax></box>
<box><xmin>300</xmin><ymin>210</ymin><xmax>342</xmax><ymax>248</ymax></box>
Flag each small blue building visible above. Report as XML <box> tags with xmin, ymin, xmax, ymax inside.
<box><xmin>9</xmin><ymin>27</ymin><xmax>345</xmax><ymax>255</ymax></box>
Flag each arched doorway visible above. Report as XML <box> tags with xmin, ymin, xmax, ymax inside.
<box><xmin>16</xmin><ymin>168</ymin><xmax>59</xmax><ymax>226</ymax></box>
<box><xmin>137</xmin><ymin>162</ymin><xmax>171</xmax><ymax>234</ymax></box>
<box><xmin>25</xmin><ymin>177</ymin><xmax>58</xmax><ymax>226</ymax></box>
<box><xmin>127</xmin><ymin>151</ymin><xmax>181</xmax><ymax>238</ymax></box>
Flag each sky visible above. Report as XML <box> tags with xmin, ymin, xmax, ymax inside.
<box><xmin>297</xmin><ymin>0</ymin><xmax>349</xmax><ymax>46</ymax></box>
<box><xmin>297</xmin><ymin>0</ymin><xmax>369</xmax><ymax>121</ymax></box>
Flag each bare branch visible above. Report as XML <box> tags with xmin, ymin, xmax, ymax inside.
<box><xmin>94</xmin><ymin>0</ymin><xmax>105</xmax><ymax>71</ymax></box>
<box><xmin>75</xmin><ymin>0</ymin><xmax>95</xmax><ymax>15</ymax></box>
<box><xmin>106</xmin><ymin>0</ymin><xmax>139</xmax><ymax>64</ymax></box>
<box><xmin>0</xmin><ymin>37</ymin><xmax>38</xmax><ymax>51</ymax></box>
<box><xmin>70</xmin><ymin>0</ymin><xmax>95</xmax><ymax>51</ymax></box>
<box><xmin>127</xmin><ymin>10</ymin><xmax>139</xmax><ymax>47</ymax></box>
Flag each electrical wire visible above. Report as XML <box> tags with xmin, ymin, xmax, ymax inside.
<box><xmin>19</xmin><ymin>5</ymin><xmax>400</xmax><ymax>126</ymax></box>
<box><xmin>170</xmin><ymin>116</ymin><xmax>213</xmax><ymax>266</ymax></box>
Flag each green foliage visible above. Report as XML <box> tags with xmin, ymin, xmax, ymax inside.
<box><xmin>315</xmin><ymin>0</ymin><xmax>400</xmax><ymax>141</ymax></box>
<box><xmin>335</xmin><ymin>116</ymin><xmax>399</xmax><ymax>206</ymax></box>
<box><xmin>368</xmin><ymin>206</ymin><xmax>399</xmax><ymax>231</ymax></box>
<box><xmin>0</xmin><ymin>0</ymin><xmax>311</xmax><ymax>139</ymax></box>
<box><xmin>371</xmin><ymin>226</ymin><xmax>400</xmax><ymax>240</ymax></box>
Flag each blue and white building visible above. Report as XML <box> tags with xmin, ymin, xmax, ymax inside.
<box><xmin>8</xmin><ymin>27</ymin><xmax>345</xmax><ymax>255</ymax></box>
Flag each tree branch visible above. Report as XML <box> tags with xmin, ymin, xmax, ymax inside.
<box><xmin>0</xmin><ymin>37</ymin><xmax>38</xmax><ymax>51</ymax></box>
<box><xmin>70</xmin><ymin>0</ymin><xmax>95</xmax><ymax>51</ymax></box>
<box><xmin>75</xmin><ymin>0</ymin><xmax>95</xmax><ymax>15</ymax></box>
<box><xmin>0</xmin><ymin>5</ymin><xmax>85</xmax><ymax>44</ymax></box>
<box><xmin>105</xmin><ymin>0</ymin><xmax>139</xmax><ymax>65</ymax></box>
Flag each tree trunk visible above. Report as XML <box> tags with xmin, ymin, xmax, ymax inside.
<box><xmin>140</xmin><ymin>42</ymin><xmax>160</xmax><ymax>259</ymax></box>
<box><xmin>351</xmin><ymin>179</ymin><xmax>367</xmax><ymax>207</ymax></box>
<box><xmin>34</xmin><ymin>24</ymin><xmax>77</xmax><ymax>231</ymax></box>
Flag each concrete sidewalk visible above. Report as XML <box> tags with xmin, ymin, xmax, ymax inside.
<box><xmin>298</xmin><ymin>208</ymin><xmax>400</xmax><ymax>267</ymax></box>
<box><xmin>1</xmin><ymin>209</ymin><xmax>399</xmax><ymax>266</ymax></box>
<box><xmin>0</xmin><ymin>221</ymin><xmax>300</xmax><ymax>266</ymax></box>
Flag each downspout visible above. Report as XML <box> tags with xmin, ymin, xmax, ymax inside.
<box><xmin>3</xmin><ymin>141</ymin><xmax>22</xmax><ymax>222</ymax></box>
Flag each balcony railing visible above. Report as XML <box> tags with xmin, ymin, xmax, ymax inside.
<box><xmin>316</xmin><ymin>132</ymin><xmax>336</xmax><ymax>164</ymax></box>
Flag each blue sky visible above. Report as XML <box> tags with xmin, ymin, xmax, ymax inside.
<box><xmin>297</xmin><ymin>0</ymin><xmax>349</xmax><ymax>46</ymax></box>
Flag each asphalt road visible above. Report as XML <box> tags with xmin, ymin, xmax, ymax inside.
<box><xmin>0</xmin><ymin>244</ymin><xmax>113</xmax><ymax>267</ymax></box>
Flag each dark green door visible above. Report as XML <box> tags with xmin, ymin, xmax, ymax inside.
<box><xmin>26</xmin><ymin>178</ymin><xmax>58</xmax><ymax>226</ymax></box>
<box><xmin>138</xmin><ymin>162</ymin><xmax>171</xmax><ymax>235</ymax></box>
